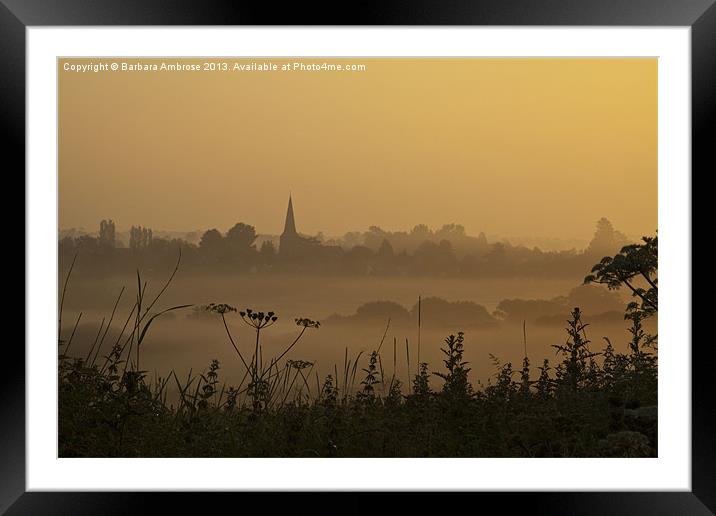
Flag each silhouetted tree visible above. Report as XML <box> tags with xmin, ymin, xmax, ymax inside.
<box><xmin>75</xmin><ymin>234</ymin><xmax>99</xmax><ymax>253</ymax></box>
<box><xmin>482</xmin><ymin>241</ymin><xmax>511</xmax><ymax>276</ymax></box>
<box><xmin>410</xmin><ymin>224</ymin><xmax>431</xmax><ymax>240</ymax></box>
<box><xmin>375</xmin><ymin>238</ymin><xmax>396</xmax><ymax>273</ymax></box>
<box><xmin>493</xmin><ymin>297</ymin><xmax>566</xmax><ymax>324</ymax></box>
<box><xmin>259</xmin><ymin>240</ymin><xmax>276</xmax><ymax>265</ymax></box>
<box><xmin>378</xmin><ymin>239</ymin><xmax>394</xmax><ymax>258</ymax></box>
<box><xmin>411</xmin><ymin>240</ymin><xmax>458</xmax><ymax>275</ymax></box>
<box><xmin>99</xmin><ymin>219</ymin><xmax>116</xmax><ymax>248</ymax></box>
<box><xmin>226</xmin><ymin>223</ymin><xmax>257</xmax><ymax>252</ymax></box>
<box><xmin>199</xmin><ymin>228</ymin><xmax>224</xmax><ymax>262</ymax></box>
<box><xmin>435</xmin><ymin>223</ymin><xmax>466</xmax><ymax>240</ymax></box>
<box><xmin>341</xmin><ymin>245</ymin><xmax>374</xmax><ymax>275</ymax></box>
<box><xmin>355</xmin><ymin>301</ymin><xmax>410</xmax><ymax>323</ymax></box>
<box><xmin>566</xmin><ymin>284</ymin><xmax>623</xmax><ymax>315</ymax></box>
<box><xmin>584</xmin><ymin>234</ymin><xmax>657</xmax><ymax>317</ymax></box>
<box><xmin>342</xmin><ymin>231</ymin><xmax>363</xmax><ymax>248</ymax></box>
<box><xmin>412</xmin><ymin>297</ymin><xmax>495</xmax><ymax>328</ymax></box>
<box><xmin>586</xmin><ymin>217</ymin><xmax>629</xmax><ymax>257</ymax></box>
<box><xmin>476</xmin><ymin>231</ymin><xmax>488</xmax><ymax>248</ymax></box>
<box><xmin>129</xmin><ymin>226</ymin><xmax>152</xmax><ymax>252</ymax></box>
<box><xmin>364</xmin><ymin>226</ymin><xmax>389</xmax><ymax>250</ymax></box>
<box><xmin>224</xmin><ymin>223</ymin><xmax>258</xmax><ymax>267</ymax></box>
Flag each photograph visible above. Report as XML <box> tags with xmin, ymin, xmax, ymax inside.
<box><xmin>2</xmin><ymin>0</ymin><xmax>709</xmax><ymax>506</ymax></box>
<box><xmin>57</xmin><ymin>56</ymin><xmax>659</xmax><ymax>459</ymax></box>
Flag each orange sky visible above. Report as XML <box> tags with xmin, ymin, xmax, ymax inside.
<box><xmin>59</xmin><ymin>58</ymin><xmax>657</xmax><ymax>240</ymax></box>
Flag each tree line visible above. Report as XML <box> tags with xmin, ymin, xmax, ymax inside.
<box><xmin>59</xmin><ymin>217</ymin><xmax>634</xmax><ymax>278</ymax></box>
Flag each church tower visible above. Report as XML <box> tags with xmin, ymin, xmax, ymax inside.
<box><xmin>280</xmin><ymin>195</ymin><xmax>300</xmax><ymax>257</ymax></box>
<box><xmin>283</xmin><ymin>195</ymin><xmax>297</xmax><ymax>236</ymax></box>
<box><xmin>278</xmin><ymin>194</ymin><xmax>327</xmax><ymax>264</ymax></box>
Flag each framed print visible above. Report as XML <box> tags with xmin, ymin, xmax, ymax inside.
<box><xmin>5</xmin><ymin>0</ymin><xmax>712</xmax><ymax>513</ymax></box>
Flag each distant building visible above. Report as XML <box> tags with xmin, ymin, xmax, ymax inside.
<box><xmin>280</xmin><ymin>195</ymin><xmax>313</xmax><ymax>260</ymax></box>
<box><xmin>279</xmin><ymin>195</ymin><xmax>341</xmax><ymax>265</ymax></box>
<box><xmin>279</xmin><ymin>195</ymin><xmax>299</xmax><ymax>257</ymax></box>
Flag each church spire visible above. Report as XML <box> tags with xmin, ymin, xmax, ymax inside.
<box><xmin>283</xmin><ymin>195</ymin><xmax>297</xmax><ymax>235</ymax></box>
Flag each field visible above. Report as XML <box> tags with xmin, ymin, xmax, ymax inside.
<box><xmin>58</xmin><ymin>262</ymin><xmax>658</xmax><ymax>458</ymax></box>
<box><xmin>59</xmin><ymin>272</ymin><xmax>644</xmax><ymax>394</ymax></box>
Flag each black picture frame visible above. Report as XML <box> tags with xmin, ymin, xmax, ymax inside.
<box><xmin>5</xmin><ymin>1</ymin><xmax>711</xmax><ymax>513</ymax></box>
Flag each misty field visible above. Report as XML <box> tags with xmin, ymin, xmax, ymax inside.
<box><xmin>58</xmin><ymin>237</ymin><xmax>658</xmax><ymax>458</ymax></box>
<box><xmin>59</xmin><ymin>272</ymin><xmax>643</xmax><ymax>391</ymax></box>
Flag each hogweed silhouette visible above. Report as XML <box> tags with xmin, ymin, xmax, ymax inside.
<box><xmin>207</xmin><ymin>304</ymin><xmax>320</xmax><ymax>410</ymax></box>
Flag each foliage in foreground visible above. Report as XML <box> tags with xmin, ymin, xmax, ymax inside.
<box><xmin>59</xmin><ymin>307</ymin><xmax>657</xmax><ymax>458</ymax></box>
<box><xmin>58</xmin><ymin>237</ymin><xmax>658</xmax><ymax>458</ymax></box>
